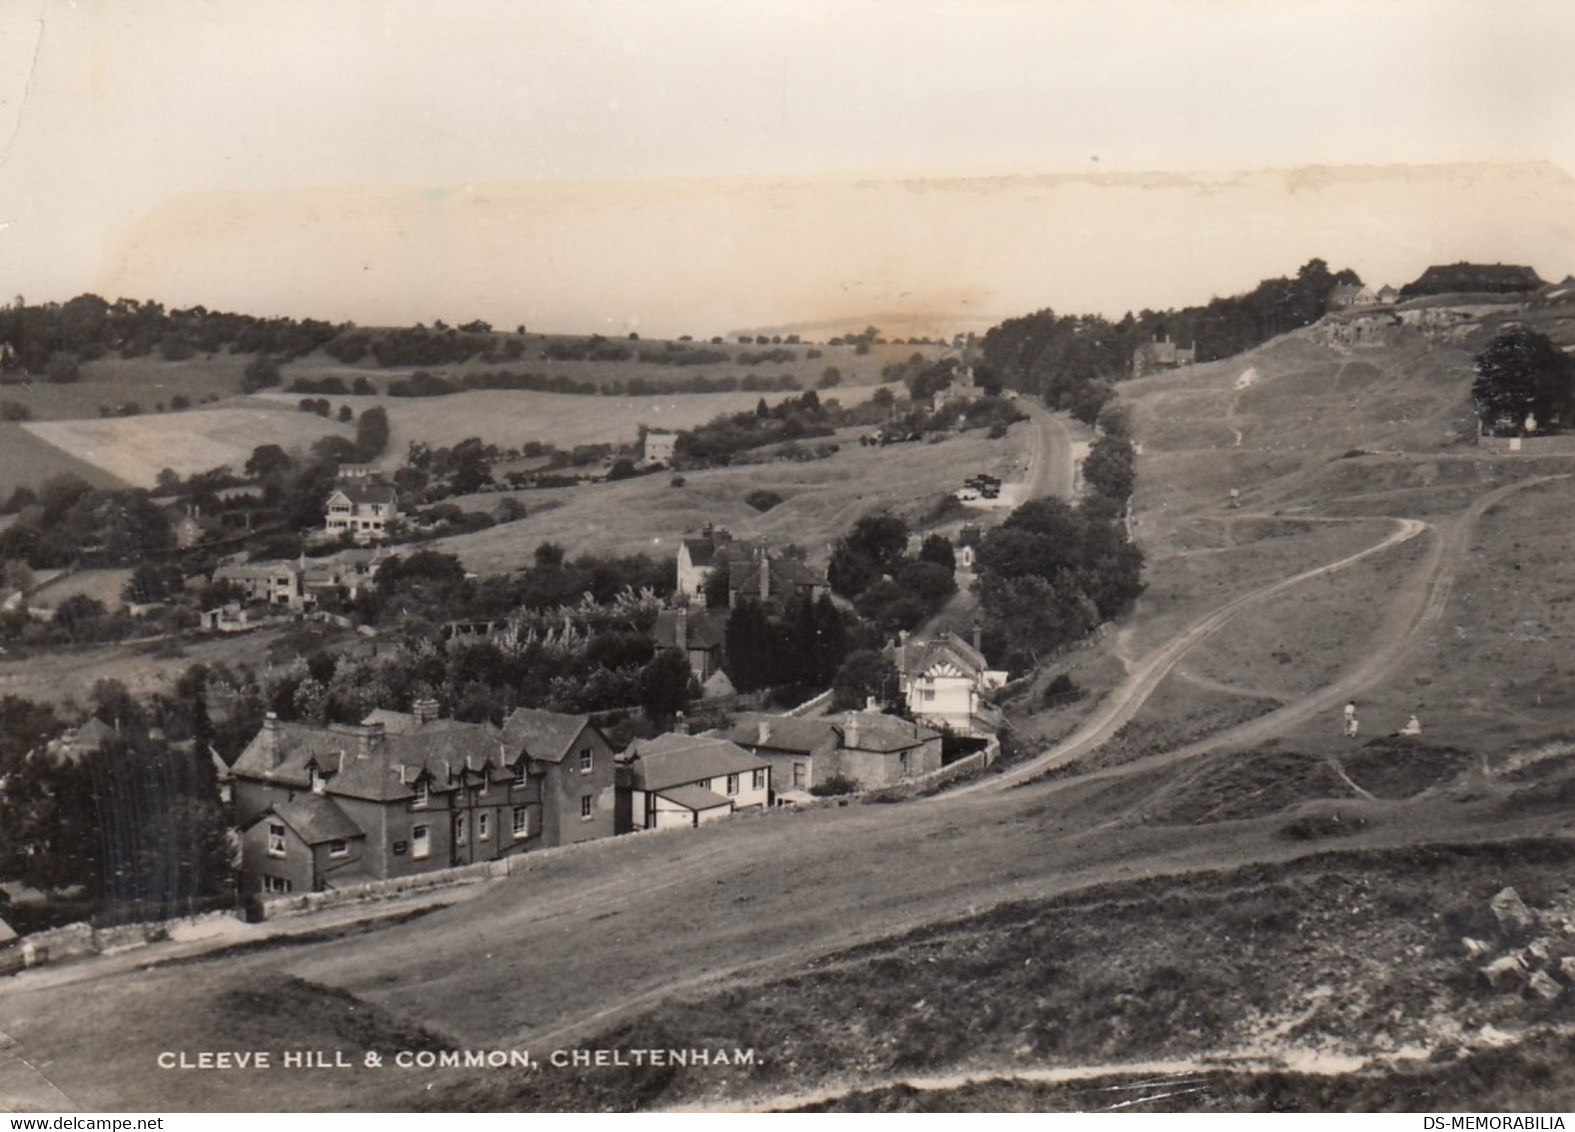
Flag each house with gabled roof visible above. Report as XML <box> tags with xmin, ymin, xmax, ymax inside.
<box><xmin>324</xmin><ymin>480</ymin><xmax>399</xmax><ymax>543</ymax></box>
<box><xmin>893</xmin><ymin>629</ymin><xmax>1008</xmax><ymax>737</ymax></box>
<box><xmin>716</xmin><ymin>713</ymin><xmax>840</xmax><ymax>798</ymax></box>
<box><xmin>1132</xmin><ymin>334</ymin><xmax>1196</xmax><ymax>377</ymax></box>
<box><xmin>617</xmin><ymin>733</ymin><xmax>770</xmax><ymax>831</ymax></box>
<box><xmin>652</xmin><ymin>606</ymin><xmax>728</xmax><ymax>682</ymax></box>
<box><xmin>1401</xmin><ymin>262</ymin><xmax>1545</xmax><ymax>298</ymax></box>
<box><xmin>827</xmin><ymin>706</ymin><xmax>944</xmax><ymax>788</ymax></box>
<box><xmin>230</xmin><ymin>705</ymin><xmax>616</xmax><ymax>895</ymax></box>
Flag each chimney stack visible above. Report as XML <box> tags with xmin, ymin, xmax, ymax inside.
<box><xmin>675</xmin><ymin>710</ymin><xmax>688</xmax><ymax>735</ymax></box>
<box><xmin>358</xmin><ymin>721</ymin><xmax>384</xmax><ymax>760</ymax></box>
<box><xmin>413</xmin><ymin>696</ymin><xmax>440</xmax><ymax>724</ymax></box>
<box><xmin>845</xmin><ymin>712</ymin><xmax>861</xmax><ymax>750</ymax></box>
<box><xmin>757</xmin><ymin>719</ymin><xmax>772</xmax><ymax>745</ymax></box>
<box><xmin>675</xmin><ymin>606</ymin><xmax>689</xmax><ymax>653</ymax></box>
<box><xmin>759</xmin><ymin>555</ymin><xmax>771</xmax><ymax>603</ymax></box>
<box><xmin>263</xmin><ymin>711</ymin><xmax>281</xmax><ymax>766</ymax></box>
<box><xmin>972</xmin><ymin>621</ymin><xmax>983</xmax><ymax>654</ymax></box>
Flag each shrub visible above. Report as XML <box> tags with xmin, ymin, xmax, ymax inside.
<box><xmin>809</xmin><ymin>774</ymin><xmax>859</xmax><ymax>798</ymax></box>
<box><xmin>744</xmin><ymin>489</ymin><xmax>784</xmax><ymax>512</ymax></box>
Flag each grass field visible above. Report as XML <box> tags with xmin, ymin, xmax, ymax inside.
<box><xmin>22</xmin><ymin>405</ymin><xmax>352</xmax><ymax>487</ymax></box>
<box><xmin>252</xmin><ymin>381</ymin><xmax>892</xmax><ymax>467</ymax></box>
<box><xmin>0</xmin><ymin>421</ymin><xmax>127</xmax><ymax>499</ymax></box>
<box><xmin>430</xmin><ymin>423</ymin><xmax>1027</xmax><ymax>572</ymax></box>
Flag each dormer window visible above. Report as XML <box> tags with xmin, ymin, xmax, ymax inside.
<box><xmin>309</xmin><ymin>765</ymin><xmax>325</xmax><ymax>794</ymax></box>
<box><xmin>412</xmin><ymin>780</ymin><xmax>429</xmax><ymax>808</ymax></box>
<box><xmin>513</xmin><ymin>762</ymin><xmax>529</xmax><ymax>787</ymax></box>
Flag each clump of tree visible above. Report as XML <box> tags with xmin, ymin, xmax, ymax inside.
<box><xmin>0</xmin><ymin>474</ymin><xmax>173</xmax><ymax>569</ymax></box>
<box><xmin>980</xmin><ymin>259</ymin><xmax>1362</xmax><ymax>413</ymax></box>
<box><xmin>673</xmin><ymin>391</ymin><xmax>836</xmax><ymax>467</ymax></box>
<box><xmin>827</xmin><ymin>514</ymin><xmax>957</xmax><ymax>635</ymax></box>
<box><xmin>1472</xmin><ymin>329</ymin><xmax>1573</xmax><ymax>434</ymax></box>
<box><xmin>723</xmin><ymin>593</ymin><xmax>850</xmax><ymax>696</ymax></box>
<box><xmin>974</xmin><ymin>497</ymin><xmax>1143</xmax><ymax>674</ymax></box>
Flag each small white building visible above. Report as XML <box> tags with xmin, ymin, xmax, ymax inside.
<box><xmin>642</xmin><ymin>429</ymin><xmax>678</xmax><ymax>467</ymax></box>
<box><xmin>619</xmin><ymin>733</ymin><xmax>770</xmax><ymax>831</ymax></box>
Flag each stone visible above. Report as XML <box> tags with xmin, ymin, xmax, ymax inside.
<box><xmin>1559</xmin><ymin>956</ymin><xmax>1575</xmax><ymax>983</ymax></box>
<box><xmin>1480</xmin><ymin>954</ymin><xmax>1528</xmax><ymax>991</ymax></box>
<box><xmin>1528</xmin><ymin>969</ymin><xmax>1562</xmax><ymax>1001</ymax></box>
<box><xmin>1526</xmin><ymin>938</ymin><xmax>1553</xmax><ymax>963</ymax></box>
<box><xmin>1490</xmin><ymin>887</ymin><xmax>1536</xmax><ymax>936</ymax></box>
<box><xmin>1462</xmin><ymin>937</ymin><xmax>1494</xmax><ymax>959</ymax></box>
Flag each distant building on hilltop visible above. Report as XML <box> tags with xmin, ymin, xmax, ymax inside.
<box><xmin>1132</xmin><ymin>334</ymin><xmax>1196</xmax><ymax>377</ymax></box>
<box><xmin>1400</xmin><ymin>262</ymin><xmax>1546</xmax><ymax>299</ymax></box>
<box><xmin>1327</xmin><ymin>283</ymin><xmax>1378</xmax><ymax>309</ymax></box>
<box><xmin>641</xmin><ymin>429</ymin><xmax>677</xmax><ymax>467</ymax></box>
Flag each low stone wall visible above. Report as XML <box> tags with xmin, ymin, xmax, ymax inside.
<box><xmin>255</xmin><ymin>858</ymin><xmax>511</xmax><ymax>922</ymax></box>
<box><xmin>862</xmin><ymin>737</ymin><xmax>1000</xmax><ymax>802</ymax></box>
<box><xmin>1478</xmin><ymin>434</ymin><xmax>1575</xmax><ymax>455</ymax></box>
<box><xmin>2</xmin><ymin>908</ymin><xmax>240</xmax><ymax>974</ymax></box>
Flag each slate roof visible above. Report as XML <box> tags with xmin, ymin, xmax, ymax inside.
<box><xmin>623</xmin><ymin>733</ymin><xmax>768</xmax><ymax>792</ymax></box>
<box><xmin>231</xmin><ymin>718</ymin><xmax>511</xmax><ymax>802</ymax></box>
<box><xmin>656</xmin><ymin>784</ymin><xmax>733</xmax><ymax>812</ymax></box>
<box><xmin>832</xmin><ymin>711</ymin><xmax>940</xmax><ymax>754</ymax></box>
<box><xmin>500</xmin><ymin>708</ymin><xmax>593</xmax><ymax>764</ymax></box>
<box><xmin>897</xmin><ymin>630</ymin><xmax>990</xmax><ymax>678</ymax></box>
<box><xmin>717</xmin><ymin>713</ymin><xmax>839</xmax><ymax>755</ymax></box>
<box><xmin>652</xmin><ymin>608</ymin><xmax>727</xmax><ymax>651</ymax></box>
<box><xmin>329</xmin><ymin>481</ymin><xmax>398</xmax><ymax>507</ymax></box>
<box><xmin>263</xmin><ymin>794</ymin><xmax>364</xmax><ymax>845</ymax></box>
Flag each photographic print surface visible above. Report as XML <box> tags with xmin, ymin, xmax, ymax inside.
<box><xmin>2</xmin><ymin>0</ymin><xmax>1575</xmax><ymax>1115</ymax></box>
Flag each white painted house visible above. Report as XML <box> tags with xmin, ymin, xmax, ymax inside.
<box><xmin>894</xmin><ymin>630</ymin><xmax>1008</xmax><ymax>736</ymax></box>
<box><xmin>324</xmin><ymin>481</ymin><xmax>399</xmax><ymax>543</ymax></box>
<box><xmin>619</xmin><ymin>733</ymin><xmax>770</xmax><ymax>831</ymax></box>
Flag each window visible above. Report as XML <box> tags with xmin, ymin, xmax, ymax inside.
<box><xmin>921</xmin><ymin>688</ymin><xmax>936</xmax><ymax>702</ymax></box>
<box><xmin>261</xmin><ymin>875</ymin><xmax>291</xmax><ymax>894</ymax></box>
<box><xmin>455</xmin><ymin>814</ymin><xmax>468</xmax><ymax>845</ymax></box>
<box><xmin>580</xmin><ymin>795</ymin><xmax>593</xmax><ymax>821</ymax></box>
<box><xmin>697</xmin><ymin>778</ymin><xmax>711</xmax><ymax>791</ymax></box>
<box><xmin>309</xmin><ymin>766</ymin><xmax>325</xmax><ymax>794</ymax></box>
<box><xmin>478</xmin><ymin>812</ymin><xmax>490</xmax><ymax>841</ymax></box>
<box><xmin>725</xmin><ymin>774</ymin><xmax>739</xmax><ymax>796</ymax></box>
<box><xmin>412</xmin><ymin>780</ymin><xmax>429</xmax><ymax>808</ymax></box>
<box><xmin>793</xmin><ymin>762</ymin><xmax>806</xmax><ymax>788</ymax></box>
<box><xmin>267</xmin><ymin>823</ymin><xmax>286</xmax><ymax>857</ymax></box>
<box><xmin>328</xmin><ymin>839</ymin><xmax>348</xmax><ymax>857</ymax></box>
<box><xmin>412</xmin><ymin>824</ymin><xmax>430</xmax><ymax>859</ymax></box>
<box><xmin>513</xmin><ymin>762</ymin><xmax>529</xmax><ymax>787</ymax></box>
<box><xmin>579</xmin><ymin>748</ymin><xmax>594</xmax><ymax>775</ymax></box>
<box><xmin>512</xmin><ymin>806</ymin><xmax>529</xmax><ymax>839</ymax></box>
<box><xmin>752</xmin><ymin>768</ymin><xmax>766</xmax><ymax>790</ymax></box>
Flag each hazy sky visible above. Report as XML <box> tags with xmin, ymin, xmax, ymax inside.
<box><xmin>3</xmin><ymin>0</ymin><xmax>1574</xmax><ymax>336</ymax></box>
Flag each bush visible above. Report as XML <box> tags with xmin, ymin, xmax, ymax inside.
<box><xmin>809</xmin><ymin>774</ymin><xmax>859</xmax><ymax>798</ymax></box>
<box><xmin>744</xmin><ymin>489</ymin><xmax>784</xmax><ymax>512</ymax></box>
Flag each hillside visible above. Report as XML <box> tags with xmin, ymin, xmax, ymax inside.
<box><xmin>5</xmin><ymin>298</ymin><xmax>1575</xmax><ymax>1113</ymax></box>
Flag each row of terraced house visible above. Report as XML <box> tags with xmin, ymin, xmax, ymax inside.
<box><xmin>226</xmin><ymin>697</ymin><xmax>956</xmax><ymax>897</ymax></box>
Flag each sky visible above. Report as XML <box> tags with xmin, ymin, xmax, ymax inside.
<box><xmin>2</xmin><ymin>0</ymin><xmax>1574</xmax><ymax>338</ymax></box>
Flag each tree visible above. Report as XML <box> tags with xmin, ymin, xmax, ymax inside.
<box><xmin>832</xmin><ymin>649</ymin><xmax>896</xmax><ymax>710</ymax></box>
<box><xmin>1082</xmin><ymin>431</ymin><xmax>1136</xmax><ymax>504</ymax></box>
<box><xmin>639</xmin><ymin>649</ymin><xmax>694</xmax><ymax>723</ymax></box>
<box><xmin>724</xmin><ymin>601</ymin><xmax>775</xmax><ymax>692</ymax></box>
<box><xmin>917</xmin><ymin>533</ymin><xmax>956</xmax><ymax>573</ymax></box>
<box><xmin>1472</xmin><ymin>329</ymin><xmax>1573</xmax><ymax>431</ymax></box>
<box><xmin>355</xmin><ymin>405</ymin><xmax>390</xmax><ymax>459</ymax></box>
<box><xmin>242</xmin><ymin>354</ymin><xmax>282</xmax><ymax>391</ymax></box>
<box><xmin>245</xmin><ymin>443</ymin><xmax>293</xmax><ymax>481</ymax></box>
<box><xmin>45</xmin><ymin>351</ymin><xmax>81</xmax><ymax>383</ymax></box>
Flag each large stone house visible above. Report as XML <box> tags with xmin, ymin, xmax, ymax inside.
<box><xmin>616</xmin><ymin>733</ymin><xmax>770</xmax><ymax>831</ymax></box>
<box><xmin>324</xmin><ymin>480</ymin><xmax>399</xmax><ymax>543</ymax></box>
<box><xmin>674</xmin><ymin>526</ymin><xmax>827</xmax><ymax>611</ymax></box>
<box><xmin>1131</xmin><ymin>334</ymin><xmax>1196</xmax><ymax>377</ymax></box>
<box><xmin>230</xmin><ymin>706</ymin><xmax>617</xmax><ymax>895</ymax></box>
<box><xmin>1327</xmin><ymin>283</ymin><xmax>1378</xmax><ymax>309</ymax></box>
